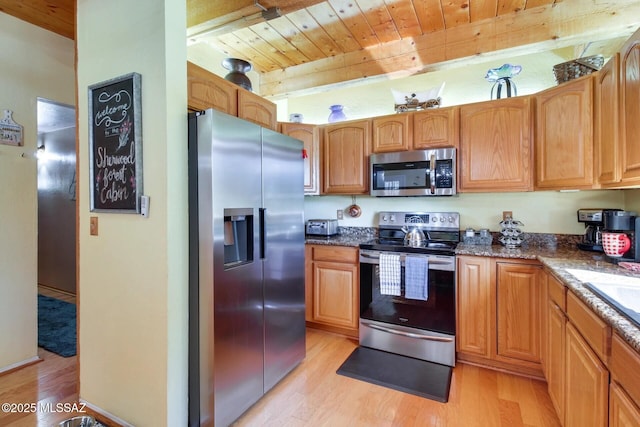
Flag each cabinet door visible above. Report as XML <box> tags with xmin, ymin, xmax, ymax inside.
<box><xmin>619</xmin><ymin>29</ymin><xmax>640</xmax><ymax>185</ymax></box>
<box><xmin>311</xmin><ymin>260</ymin><xmax>358</xmax><ymax>330</ymax></box>
<box><xmin>496</xmin><ymin>262</ymin><xmax>542</xmax><ymax>363</ymax></box>
<box><xmin>412</xmin><ymin>106</ymin><xmax>459</xmax><ymax>150</ymax></box>
<box><xmin>371</xmin><ymin>114</ymin><xmax>411</xmax><ymax>153</ymax></box>
<box><xmin>565</xmin><ymin>322</ymin><xmax>609</xmax><ymax>427</ymax></box>
<box><xmin>238</xmin><ymin>90</ymin><xmax>277</xmax><ymax>130</ymax></box>
<box><xmin>459</xmin><ymin>97</ymin><xmax>533</xmax><ymax>192</ymax></box>
<box><xmin>535</xmin><ymin>76</ymin><xmax>594</xmax><ymax>190</ymax></box>
<box><xmin>547</xmin><ymin>300</ymin><xmax>566</xmax><ymax>423</ymax></box>
<box><xmin>456</xmin><ymin>256</ymin><xmax>493</xmax><ymax>357</ymax></box>
<box><xmin>596</xmin><ymin>54</ymin><xmax>620</xmax><ymax>186</ymax></box>
<box><xmin>281</xmin><ymin>122</ymin><xmax>320</xmax><ymax>195</ymax></box>
<box><xmin>187</xmin><ymin>61</ymin><xmax>238</xmax><ymax>115</ymax></box>
<box><xmin>610</xmin><ymin>381</ymin><xmax>640</xmax><ymax>427</ymax></box>
<box><xmin>322</xmin><ymin>120</ymin><xmax>370</xmax><ymax>194</ymax></box>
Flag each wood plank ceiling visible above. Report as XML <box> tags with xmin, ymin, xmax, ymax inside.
<box><xmin>2</xmin><ymin>0</ymin><xmax>640</xmax><ymax>99</ymax></box>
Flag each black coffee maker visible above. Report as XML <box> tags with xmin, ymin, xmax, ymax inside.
<box><xmin>602</xmin><ymin>210</ymin><xmax>640</xmax><ymax>262</ymax></box>
<box><xmin>576</xmin><ymin>209</ymin><xmax>616</xmax><ymax>252</ymax></box>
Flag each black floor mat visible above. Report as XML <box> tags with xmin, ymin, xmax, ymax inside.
<box><xmin>336</xmin><ymin>346</ymin><xmax>452</xmax><ymax>403</ymax></box>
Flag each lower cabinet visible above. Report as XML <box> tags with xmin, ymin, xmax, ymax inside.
<box><xmin>456</xmin><ymin>256</ymin><xmax>542</xmax><ymax>376</ymax></box>
<box><xmin>610</xmin><ymin>334</ymin><xmax>640</xmax><ymax>426</ymax></box>
<box><xmin>610</xmin><ymin>382</ymin><xmax>640</xmax><ymax>427</ymax></box>
<box><xmin>542</xmin><ymin>269</ymin><xmax>618</xmax><ymax>427</ymax></box>
<box><xmin>565</xmin><ymin>322</ymin><xmax>609</xmax><ymax>427</ymax></box>
<box><xmin>305</xmin><ymin>244</ymin><xmax>359</xmax><ymax>338</ymax></box>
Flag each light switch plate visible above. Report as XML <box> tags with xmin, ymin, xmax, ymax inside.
<box><xmin>141</xmin><ymin>195</ymin><xmax>150</xmax><ymax>217</ymax></box>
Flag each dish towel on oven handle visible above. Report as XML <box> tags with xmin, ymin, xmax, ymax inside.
<box><xmin>405</xmin><ymin>255</ymin><xmax>428</xmax><ymax>301</ymax></box>
<box><xmin>379</xmin><ymin>253</ymin><xmax>401</xmax><ymax>296</ymax></box>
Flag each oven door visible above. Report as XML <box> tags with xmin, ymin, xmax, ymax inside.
<box><xmin>359</xmin><ymin>249</ymin><xmax>456</xmax><ymax>365</ymax></box>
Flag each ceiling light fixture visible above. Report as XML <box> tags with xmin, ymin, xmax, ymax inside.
<box><xmin>187</xmin><ymin>1</ymin><xmax>281</xmax><ymax>42</ymax></box>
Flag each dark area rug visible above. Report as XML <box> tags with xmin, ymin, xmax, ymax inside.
<box><xmin>38</xmin><ymin>294</ymin><xmax>76</xmax><ymax>357</ymax></box>
<box><xmin>336</xmin><ymin>346</ymin><xmax>452</xmax><ymax>402</ymax></box>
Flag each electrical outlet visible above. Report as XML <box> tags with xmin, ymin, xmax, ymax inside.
<box><xmin>90</xmin><ymin>216</ymin><xmax>99</xmax><ymax>236</ymax></box>
<box><xmin>502</xmin><ymin>211</ymin><xmax>513</xmax><ymax>220</ymax></box>
<box><xmin>337</xmin><ymin>209</ymin><xmax>344</xmax><ymax>220</ymax></box>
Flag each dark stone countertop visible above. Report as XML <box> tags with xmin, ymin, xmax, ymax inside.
<box><xmin>457</xmin><ymin>243</ymin><xmax>640</xmax><ymax>354</ymax></box>
<box><xmin>307</xmin><ymin>234</ymin><xmax>640</xmax><ymax>355</ymax></box>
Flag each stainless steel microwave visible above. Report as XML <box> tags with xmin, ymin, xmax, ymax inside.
<box><xmin>370</xmin><ymin>148</ymin><xmax>456</xmax><ymax>197</ymax></box>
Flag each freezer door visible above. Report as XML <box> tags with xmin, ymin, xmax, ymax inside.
<box><xmin>261</xmin><ymin>128</ymin><xmax>306</xmax><ymax>392</ymax></box>
<box><xmin>201</xmin><ymin>110</ymin><xmax>265</xmax><ymax>427</ymax></box>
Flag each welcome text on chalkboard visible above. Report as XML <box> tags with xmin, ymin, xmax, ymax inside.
<box><xmin>88</xmin><ymin>73</ymin><xmax>143</xmax><ymax>213</ymax></box>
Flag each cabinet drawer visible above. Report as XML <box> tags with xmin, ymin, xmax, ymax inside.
<box><xmin>310</xmin><ymin>245</ymin><xmax>358</xmax><ymax>263</ymax></box>
<box><xmin>548</xmin><ymin>273</ymin><xmax>566</xmax><ymax>311</ymax></box>
<box><xmin>611</xmin><ymin>333</ymin><xmax>640</xmax><ymax>405</ymax></box>
<box><xmin>566</xmin><ymin>291</ymin><xmax>611</xmax><ymax>361</ymax></box>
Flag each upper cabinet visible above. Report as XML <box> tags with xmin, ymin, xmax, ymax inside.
<box><xmin>237</xmin><ymin>90</ymin><xmax>277</xmax><ymax>130</ymax></box>
<box><xmin>371</xmin><ymin>114</ymin><xmax>412</xmax><ymax>153</ymax></box>
<box><xmin>535</xmin><ymin>75</ymin><xmax>594</xmax><ymax>190</ymax></box>
<box><xmin>619</xmin><ymin>28</ymin><xmax>640</xmax><ymax>186</ymax></box>
<box><xmin>187</xmin><ymin>61</ymin><xmax>237</xmax><ymax>116</ymax></box>
<box><xmin>322</xmin><ymin>119</ymin><xmax>370</xmax><ymax>194</ymax></box>
<box><xmin>412</xmin><ymin>106</ymin><xmax>460</xmax><ymax>150</ymax></box>
<box><xmin>187</xmin><ymin>61</ymin><xmax>277</xmax><ymax>131</ymax></box>
<box><xmin>280</xmin><ymin>122</ymin><xmax>321</xmax><ymax>195</ymax></box>
<box><xmin>459</xmin><ymin>97</ymin><xmax>533</xmax><ymax>192</ymax></box>
<box><xmin>595</xmin><ymin>54</ymin><xmax>620</xmax><ymax>187</ymax></box>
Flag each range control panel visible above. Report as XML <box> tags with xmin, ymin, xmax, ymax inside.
<box><xmin>378</xmin><ymin>211</ymin><xmax>460</xmax><ymax>230</ymax></box>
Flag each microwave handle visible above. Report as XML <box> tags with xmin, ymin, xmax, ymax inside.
<box><xmin>430</xmin><ymin>153</ymin><xmax>436</xmax><ymax>194</ymax></box>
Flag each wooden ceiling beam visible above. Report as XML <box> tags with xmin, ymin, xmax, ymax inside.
<box><xmin>187</xmin><ymin>0</ymin><xmax>327</xmax><ymax>37</ymax></box>
<box><xmin>259</xmin><ymin>0</ymin><xmax>640</xmax><ymax>98</ymax></box>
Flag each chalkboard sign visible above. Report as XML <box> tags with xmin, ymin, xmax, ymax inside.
<box><xmin>88</xmin><ymin>73</ymin><xmax>143</xmax><ymax>213</ymax></box>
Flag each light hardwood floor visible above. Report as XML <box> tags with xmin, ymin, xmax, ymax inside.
<box><xmin>235</xmin><ymin>328</ymin><xmax>561</xmax><ymax>427</ymax></box>
<box><xmin>1</xmin><ymin>293</ymin><xmax>561</xmax><ymax>426</ymax></box>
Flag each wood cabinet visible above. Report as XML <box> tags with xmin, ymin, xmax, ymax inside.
<box><xmin>535</xmin><ymin>75</ymin><xmax>594</xmax><ymax>190</ymax></box>
<box><xmin>565</xmin><ymin>321</ymin><xmax>609</xmax><ymax>427</ymax></box>
<box><xmin>187</xmin><ymin>61</ymin><xmax>238</xmax><ymax>115</ymax></box>
<box><xmin>322</xmin><ymin>119</ymin><xmax>370</xmax><ymax>194</ymax></box>
<box><xmin>547</xmin><ymin>298</ymin><xmax>567</xmax><ymax>422</ymax></box>
<box><xmin>187</xmin><ymin>61</ymin><xmax>277</xmax><ymax>130</ymax></box>
<box><xmin>280</xmin><ymin>122</ymin><xmax>320</xmax><ymax>195</ymax></box>
<box><xmin>610</xmin><ymin>333</ymin><xmax>640</xmax><ymax>427</ymax></box>
<box><xmin>371</xmin><ymin>114</ymin><xmax>412</xmax><ymax>153</ymax></box>
<box><xmin>610</xmin><ymin>382</ymin><xmax>640</xmax><ymax>427</ymax></box>
<box><xmin>618</xmin><ymin>27</ymin><xmax>640</xmax><ymax>186</ymax></box>
<box><xmin>496</xmin><ymin>261</ymin><xmax>542</xmax><ymax>363</ymax></box>
<box><xmin>456</xmin><ymin>256</ymin><xmax>493</xmax><ymax>357</ymax></box>
<box><xmin>412</xmin><ymin>106</ymin><xmax>459</xmax><ymax>150</ymax></box>
<box><xmin>237</xmin><ymin>89</ymin><xmax>277</xmax><ymax>130</ymax></box>
<box><xmin>305</xmin><ymin>245</ymin><xmax>359</xmax><ymax>338</ymax></box>
<box><xmin>596</xmin><ymin>54</ymin><xmax>621</xmax><ymax>187</ymax></box>
<box><xmin>541</xmin><ymin>270</ymin><xmax>614</xmax><ymax>427</ymax></box>
<box><xmin>459</xmin><ymin>97</ymin><xmax>533</xmax><ymax>192</ymax></box>
<box><xmin>456</xmin><ymin>256</ymin><xmax>542</xmax><ymax>377</ymax></box>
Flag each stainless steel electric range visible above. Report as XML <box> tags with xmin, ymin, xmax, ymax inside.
<box><xmin>359</xmin><ymin>211</ymin><xmax>460</xmax><ymax>367</ymax></box>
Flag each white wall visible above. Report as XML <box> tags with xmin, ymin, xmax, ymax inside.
<box><xmin>76</xmin><ymin>1</ymin><xmax>188</xmax><ymax>425</ymax></box>
<box><xmin>305</xmin><ymin>190</ymin><xmax>627</xmax><ymax>234</ymax></box>
<box><xmin>0</xmin><ymin>13</ymin><xmax>75</xmax><ymax>371</ymax></box>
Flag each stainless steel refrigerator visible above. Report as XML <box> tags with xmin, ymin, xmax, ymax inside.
<box><xmin>188</xmin><ymin>109</ymin><xmax>305</xmax><ymax>427</ymax></box>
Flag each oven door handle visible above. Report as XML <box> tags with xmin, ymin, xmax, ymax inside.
<box><xmin>361</xmin><ymin>321</ymin><xmax>454</xmax><ymax>342</ymax></box>
<box><xmin>359</xmin><ymin>252</ymin><xmax>452</xmax><ymax>265</ymax></box>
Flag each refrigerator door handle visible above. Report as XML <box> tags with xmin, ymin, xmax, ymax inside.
<box><xmin>259</xmin><ymin>208</ymin><xmax>266</xmax><ymax>259</ymax></box>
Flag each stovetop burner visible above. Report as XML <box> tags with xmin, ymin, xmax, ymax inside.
<box><xmin>359</xmin><ymin>238</ymin><xmax>457</xmax><ymax>255</ymax></box>
<box><xmin>359</xmin><ymin>211</ymin><xmax>461</xmax><ymax>255</ymax></box>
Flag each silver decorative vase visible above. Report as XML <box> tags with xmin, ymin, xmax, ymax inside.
<box><xmin>222</xmin><ymin>58</ymin><xmax>252</xmax><ymax>92</ymax></box>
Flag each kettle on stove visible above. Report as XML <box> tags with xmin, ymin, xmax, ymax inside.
<box><xmin>402</xmin><ymin>226</ymin><xmax>426</xmax><ymax>247</ymax></box>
